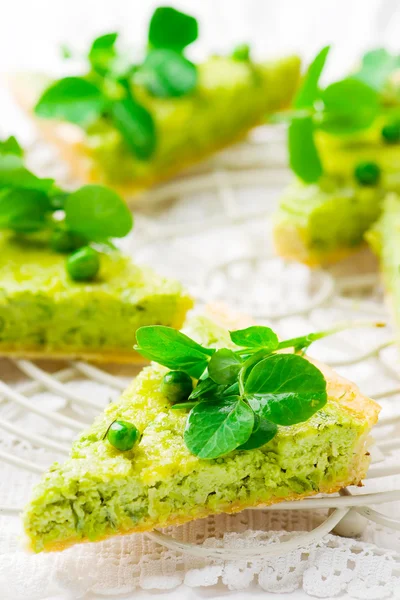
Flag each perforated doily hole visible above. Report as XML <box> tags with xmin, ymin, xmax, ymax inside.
<box><xmin>202</xmin><ymin>256</ymin><xmax>335</xmax><ymax>319</ymax></box>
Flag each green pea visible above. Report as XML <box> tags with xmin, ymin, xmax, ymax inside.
<box><xmin>66</xmin><ymin>246</ymin><xmax>100</xmax><ymax>281</ymax></box>
<box><xmin>107</xmin><ymin>420</ymin><xmax>141</xmax><ymax>451</ymax></box>
<box><xmin>232</xmin><ymin>43</ymin><xmax>250</xmax><ymax>62</ymax></box>
<box><xmin>382</xmin><ymin>122</ymin><xmax>400</xmax><ymax>144</ymax></box>
<box><xmin>161</xmin><ymin>370</ymin><xmax>193</xmax><ymax>403</ymax></box>
<box><xmin>354</xmin><ymin>161</ymin><xmax>381</xmax><ymax>186</ymax></box>
<box><xmin>50</xmin><ymin>227</ymin><xmax>86</xmax><ymax>253</ymax></box>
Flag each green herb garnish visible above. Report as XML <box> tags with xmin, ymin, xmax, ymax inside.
<box><xmin>34</xmin><ymin>6</ymin><xmax>201</xmax><ymax>161</ymax></box>
<box><xmin>281</xmin><ymin>46</ymin><xmax>400</xmax><ymax>184</ymax></box>
<box><xmin>135</xmin><ymin>320</ymin><xmax>384</xmax><ymax>460</ymax></box>
<box><xmin>0</xmin><ymin>137</ymin><xmax>133</xmax><ymax>281</ymax></box>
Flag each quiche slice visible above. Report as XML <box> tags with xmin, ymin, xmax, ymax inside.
<box><xmin>24</xmin><ymin>312</ymin><xmax>380</xmax><ymax>552</ymax></box>
<box><xmin>273</xmin><ymin>177</ymin><xmax>384</xmax><ymax>266</ymax></box>
<box><xmin>366</xmin><ymin>193</ymin><xmax>400</xmax><ymax>326</ymax></box>
<box><xmin>13</xmin><ymin>55</ymin><xmax>300</xmax><ymax>197</ymax></box>
<box><xmin>0</xmin><ymin>232</ymin><xmax>192</xmax><ymax>362</ymax></box>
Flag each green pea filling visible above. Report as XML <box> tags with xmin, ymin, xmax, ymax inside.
<box><xmin>24</xmin><ymin>317</ymin><xmax>373</xmax><ymax>552</ymax></box>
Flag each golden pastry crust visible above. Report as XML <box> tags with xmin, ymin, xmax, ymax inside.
<box><xmin>273</xmin><ymin>221</ymin><xmax>363</xmax><ymax>267</ymax></box>
<box><xmin>0</xmin><ymin>345</ymin><xmax>148</xmax><ymax>364</ymax></box>
<box><xmin>32</xmin><ymin>464</ymin><xmax>370</xmax><ymax>553</ymax></box>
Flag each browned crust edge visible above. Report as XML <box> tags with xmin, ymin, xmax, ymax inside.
<box><xmin>272</xmin><ymin>221</ymin><xmax>364</xmax><ymax>268</ymax></box>
<box><xmin>30</xmin><ymin>465</ymin><xmax>369</xmax><ymax>553</ymax></box>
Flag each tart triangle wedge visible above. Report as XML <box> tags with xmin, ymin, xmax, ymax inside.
<box><xmin>0</xmin><ymin>232</ymin><xmax>192</xmax><ymax>362</ymax></box>
<box><xmin>12</xmin><ymin>55</ymin><xmax>300</xmax><ymax>198</ymax></box>
<box><xmin>24</xmin><ymin>310</ymin><xmax>380</xmax><ymax>552</ymax></box>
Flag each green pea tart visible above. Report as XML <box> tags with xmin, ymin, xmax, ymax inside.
<box><xmin>24</xmin><ymin>309</ymin><xmax>379</xmax><ymax>552</ymax></box>
<box><xmin>0</xmin><ymin>232</ymin><xmax>192</xmax><ymax>362</ymax></box>
<box><xmin>13</xmin><ymin>54</ymin><xmax>300</xmax><ymax>197</ymax></box>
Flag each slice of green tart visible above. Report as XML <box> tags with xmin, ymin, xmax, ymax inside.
<box><xmin>24</xmin><ymin>312</ymin><xmax>379</xmax><ymax>552</ymax></box>
<box><xmin>366</xmin><ymin>193</ymin><xmax>400</xmax><ymax>328</ymax></box>
<box><xmin>273</xmin><ymin>46</ymin><xmax>400</xmax><ymax>267</ymax></box>
<box><xmin>0</xmin><ymin>232</ymin><xmax>192</xmax><ymax>362</ymax></box>
<box><xmin>273</xmin><ymin>176</ymin><xmax>384</xmax><ymax>266</ymax></box>
<box><xmin>13</xmin><ymin>54</ymin><xmax>300</xmax><ymax>196</ymax></box>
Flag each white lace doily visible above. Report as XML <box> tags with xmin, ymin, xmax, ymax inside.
<box><xmin>1</xmin><ymin>127</ymin><xmax>400</xmax><ymax>599</ymax></box>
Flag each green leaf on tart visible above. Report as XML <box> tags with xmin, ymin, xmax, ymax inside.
<box><xmin>135</xmin><ymin>326</ymin><xmax>214</xmax><ymax>379</ymax></box>
<box><xmin>0</xmin><ymin>136</ymin><xmax>23</xmax><ymax>157</ymax></box>
<box><xmin>0</xmin><ymin>189</ymin><xmax>51</xmax><ymax>232</ymax></box>
<box><xmin>148</xmin><ymin>6</ymin><xmax>198</xmax><ymax>52</ymax></box>
<box><xmin>294</xmin><ymin>45</ymin><xmax>330</xmax><ymax>109</ymax></box>
<box><xmin>184</xmin><ymin>395</ymin><xmax>254</xmax><ymax>459</ymax></box>
<box><xmin>236</xmin><ymin>415</ymin><xmax>277</xmax><ymax>450</ymax></box>
<box><xmin>64</xmin><ymin>184</ymin><xmax>133</xmax><ymax>241</ymax></box>
<box><xmin>110</xmin><ymin>95</ymin><xmax>156</xmax><ymax>160</ymax></box>
<box><xmin>34</xmin><ymin>77</ymin><xmax>106</xmax><ymax>126</ymax></box>
<box><xmin>0</xmin><ymin>154</ymin><xmax>54</xmax><ymax>192</ymax></box>
<box><xmin>288</xmin><ymin>115</ymin><xmax>323</xmax><ymax>183</ymax></box>
<box><xmin>189</xmin><ymin>376</ymin><xmax>221</xmax><ymax>400</ymax></box>
<box><xmin>352</xmin><ymin>48</ymin><xmax>400</xmax><ymax>92</ymax></box>
<box><xmin>208</xmin><ymin>348</ymin><xmax>242</xmax><ymax>385</ymax></box>
<box><xmin>229</xmin><ymin>326</ymin><xmax>279</xmax><ymax>351</ymax></box>
<box><xmin>89</xmin><ymin>32</ymin><xmax>118</xmax><ymax>75</ymax></box>
<box><xmin>138</xmin><ymin>49</ymin><xmax>197</xmax><ymax>98</ymax></box>
<box><xmin>245</xmin><ymin>354</ymin><xmax>327</xmax><ymax>426</ymax></box>
<box><xmin>318</xmin><ymin>77</ymin><xmax>379</xmax><ymax>135</ymax></box>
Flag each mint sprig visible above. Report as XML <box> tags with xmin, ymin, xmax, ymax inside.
<box><xmin>0</xmin><ymin>137</ymin><xmax>133</xmax><ymax>279</ymax></box>
<box><xmin>135</xmin><ymin>320</ymin><xmax>385</xmax><ymax>459</ymax></box>
<box><xmin>34</xmin><ymin>6</ymin><xmax>200</xmax><ymax>161</ymax></box>
<box><xmin>135</xmin><ymin>324</ymin><xmax>328</xmax><ymax>459</ymax></box>
<box><xmin>280</xmin><ymin>46</ymin><xmax>400</xmax><ymax>184</ymax></box>
<box><xmin>148</xmin><ymin>6</ymin><xmax>198</xmax><ymax>52</ymax></box>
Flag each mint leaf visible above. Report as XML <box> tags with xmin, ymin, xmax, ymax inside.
<box><xmin>89</xmin><ymin>32</ymin><xmax>118</xmax><ymax>75</ymax></box>
<box><xmin>35</xmin><ymin>77</ymin><xmax>105</xmax><ymax>126</ymax></box>
<box><xmin>0</xmin><ymin>136</ymin><xmax>23</xmax><ymax>157</ymax></box>
<box><xmin>288</xmin><ymin>116</ymin><xmax>322</xmax><ymax>183</ymax></box>
<box><xmin>245</xmin><ymin>354</ymin><xmax>327</xmax><ymax>426</ymax></box>
<box><xmin>138</xmin><ymin>49</ymin><xmax>197</xmax><ymax>98</ymax></box>
<box><xmin>135</xmin><ymin>326</ymin><xmax>214</xmax><ymax>378</ymax></box>
<box><xmin>319</xmin><ymin>78</ymin><xmax>379</xmax><ymax>134</ymax></box>
<box><xmin>236</xmin><ymin>416</ymin><xmax>277</xmax><ymax>450</ymax></box>
<box><xmin>110</xmin><ymin>95</ymin><xmax>156</xmax><ymax>160</ymax></box>
<box><xmin>0</xmin><ymin>189</ymin><xmax>50</xmax><ymax>232</ymax></box>
<box><xmin>0</xmin><ymin>154</ymin><xmax>54</xmax><ymax>192</ymax></box>
<box><xmin>353</xmin><ymin>48</ymin><xmax>400</xmax><ymax>92</ymax></box>
<box><xmin>294</xmin><ymin>45</ymin><xmax>330</xmax><ymax>109</ymax></box>
<box><xmin>208</xmin><ymin>349</ymin><xmax>242</xmax><ymax>385</ymax></box>
<box><xmin>189</xmin><ymin>376</ymin><xmax>220</xmax><ymax>400</ymax></box>
<box><xmin>230</xmin><ymin>326</ymin><xmax>279</xmax><ymax>351</ymax></box>
<box><xmin>184</xmin><ymin>396</ymin><xmax>254</xmax><ymax>459</ymax></box>
<box><xmin>65</xmin><ymin>184</ymin><xmax>133</xmax><ymax>240</ymax></box>
<box><xmin>149</xmin><ymin>6</ymin><xmax>198</xmax><ymax>52</ymax></box>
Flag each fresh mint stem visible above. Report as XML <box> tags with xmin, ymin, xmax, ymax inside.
<box><xmin>278</xmin><ymin>320</ymin><xmax>387</xmax><ymax>351</ymax></box>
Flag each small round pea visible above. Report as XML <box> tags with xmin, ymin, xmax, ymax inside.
<box><xmin>382</xmin><ymin>122</ymin><xmax>400</xmax><ymax>144</ymax></box>
<box><xmin>161</xmin><ymin>370</ymin><xmax>193</xmax><ymax>403</ymax></box>
<box><xmin>107</xmin><ymin>420</ymin><xmax>141</xmax><ymax>451</ymax></box>
<box><xmin>354</xmin><ymin>161</ymin><xmax>381</xmax><ymax>186</ymax></box>
<box><xmin>66</xmin><ymin>246</ymin><xmax>100</xmax><ymax>281</ymax></box>
<box><xmin>50</xmin><ymin>228</ymin><xmax>86</xmax><ymax>253</ymax></box>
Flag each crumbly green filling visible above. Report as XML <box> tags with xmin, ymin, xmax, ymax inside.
<box><xmin>0</xmin><ymin>233</ymin><xmax>192</xmax><ymax>353</ymax></box>
<box><xmin>84</xmin><ymin>55</ymin><xmax>300</xmax><ymax>185</ymax></box>
<box><xmin>366</xmin><ymin>193</ymin><xmax>400</xmax><ymax>322</ymax></box>
<box><xmin>24</xmin><ymin>318</ymin><xmax>370</xmax><ymax>552</ymax></box>
<box><xmin>275</xmin><ymin>177</ymin><xmax>383</xmax><ymax>259</ymax></box>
